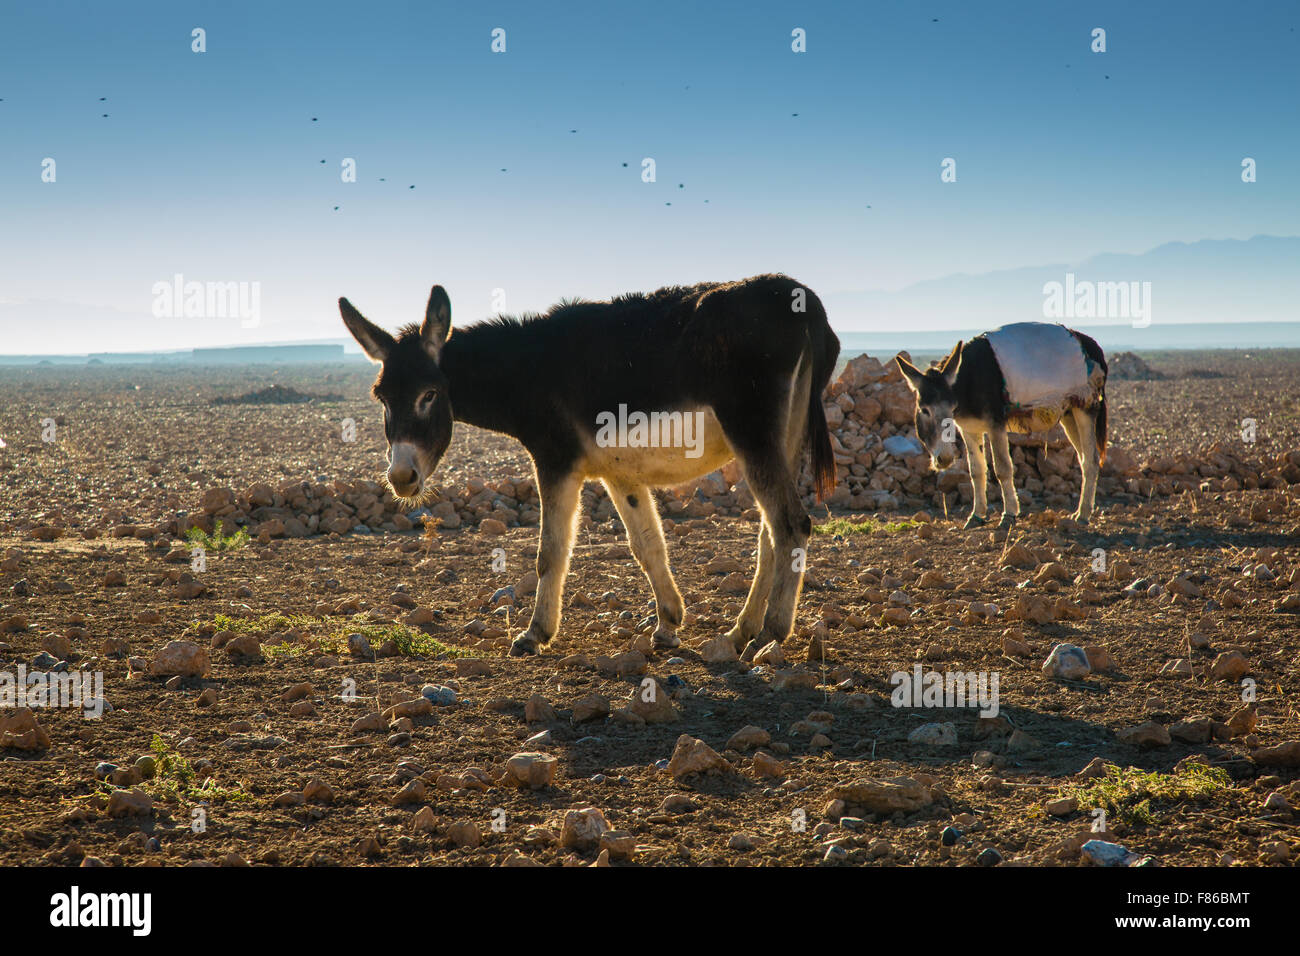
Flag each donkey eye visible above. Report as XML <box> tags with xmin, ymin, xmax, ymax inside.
<box><xmin>420</xmin><ymin>389</ymin><xmax>437</xmax><ymax>406</ymax></box>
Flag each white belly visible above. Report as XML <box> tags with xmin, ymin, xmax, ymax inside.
<box><xmin>576</xmin><ymin>406</ymin><xmax>735</xmax><ymax>486</ymax></box>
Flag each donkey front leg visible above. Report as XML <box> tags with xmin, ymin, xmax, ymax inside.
<box><xmin>510</xmin><ymin>470</ymin><xmax>581</xmax><ymax>657</ymax></box>
<box><xmin>962</xmin><ymin>428</ymin><xmax>990</xmax><ymax>529</ymax></box>
<box><xmin>605</xmin><ymin>479</ymin><xmax>684</xmax><ymax>650</ymax></box>
<box><xmin>989</xmin><ymin>428</ymin><xmax>1020</xmax><ymax>530</ymax></box>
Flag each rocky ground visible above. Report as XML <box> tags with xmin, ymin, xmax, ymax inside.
<box><xmin>0</xmin><ymin>350</ymin><xmax>1297</xmax><ymax>868</ymax></box>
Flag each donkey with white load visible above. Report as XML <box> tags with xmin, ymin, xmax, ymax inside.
<box><xmin>895</xmin><ymin>322</ymin><xmax>1108</xmax><ymax>529</ymax></box>
<box><xmin>340</xmin><ymin>274</ymin><xmax>840</xmax><ymax>659</ymax></box>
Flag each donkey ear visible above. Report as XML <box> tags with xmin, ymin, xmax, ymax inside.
<box><xmin>420</xmin><ymin>285</ymin><xmax>452</xmax><ymax>360</ymax></box>
<box><xmin>895</xmin><ymin>354</ymin><xmax>926</xmax><ymax>394</ymax></box>
<box><xmin>339</xmin><ymin>297</ymin><xmax>395</xmax><ymax>364</ymax></box>
<box><xmin>940</xmin><ymin>341</ymin><xmax>963</xmax><ymax>386</ymax></box>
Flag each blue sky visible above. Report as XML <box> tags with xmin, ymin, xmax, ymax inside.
<box><xmin>0</xmin><ymin>0</ymin><xmax>1296</xmax><ymax>353</ymax></box>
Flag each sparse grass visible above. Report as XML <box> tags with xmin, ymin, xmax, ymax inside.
<box><xmin>813</xmin><ymin>517</ymin><xmax>919</xmax><ymax>537</ymax></box>
<box><xmin>1060</xmin><ymin>761</ymin><xmax>1232</xmax><ymax>827</ymax></box>
<box><xmin>319</xmin><ymin>622</ymin><xmax>466</xmax><ymax>659</ymax></box>
<box><xmin>261</xmin><ymin>642</ymin><xmax>311</xmax><ymax>661</ymax></box>
<box><xmin>138</xmin><ymin>734</ymin><xmax>252</xmax><ymax>804</ymax></box>
<box><xmin>206</xmin><ymin>612</ymin><xmax>319</xmax><ymax>634</ymax></box>
<box><xmin>185</xmin><ymin>518</ymin><xmax>250</xmax><ymax>552</ymax></box>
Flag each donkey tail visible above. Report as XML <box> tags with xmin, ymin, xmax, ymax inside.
<box><xmin>806</xmin><ymin>299</ymin><xmax>841</xmax><ymax>502</ymax></box>
<box><xmin>1072</xmin><ymin>329</ymin><xmax>1108</xmax><ymax>466</ymax></box>
<box><xmin>1095</xmin><ymin>390</ymin><xmax>1108</xmax><ymax>466</ymax></box>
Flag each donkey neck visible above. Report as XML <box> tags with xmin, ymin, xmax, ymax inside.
<box><xmin>438</xmin><ymin>321</ymin><xmax>537</xmax><ymax>438</ymax></box>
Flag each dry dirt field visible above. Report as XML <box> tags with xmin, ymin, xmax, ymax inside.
<box><xmin>0</xmin><ymin>350</ymin><xmax>1298</xmax><ymax>868</ymax></box>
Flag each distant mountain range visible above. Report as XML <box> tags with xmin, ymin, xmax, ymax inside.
<box><xmin>822</xmin><ymin>235</ymin><xmax>1298</xmax><ymax>332</ymax></box>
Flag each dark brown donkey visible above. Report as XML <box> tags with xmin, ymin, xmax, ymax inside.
<box><xmin>340</xmin><ymin>274</ymin><xmax>840</xmax><ymax>659</ymax></box>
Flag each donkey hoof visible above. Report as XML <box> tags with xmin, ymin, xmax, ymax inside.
<box><xmin>963</xmin><ymin>514</ymin><xmax>986</xmax><ymax>530</ymax></box>
<box><xmin>998</xmin><ymin>513</ymin><xmax>1017</xmax><ymax>531</ymax></box>
<box><xmin>508</xmin><ymin>634</ymin><xmax>539</xmax><ymax>657</ymax></box>
<box><xmin>652</xmin><ymin>628</ymin><xmax>680</xmax><ymax>650</ymax></box>
<box><xmin>739</xmin><ymin>639</ymin><xmax>761</xmax><ymax>663</ymax></box>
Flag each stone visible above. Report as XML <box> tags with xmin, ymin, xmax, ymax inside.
<box><xmin>1081</xmin><ymin>840</ymin><xmax>1140</xmax><ymax>867</ymax></box>
<box><xmin>391</xmin><ymin>780</ymin><xmax>427</xmax><ymax>805</ymax></box>
<box><xmin>446</xmin><ymin>821</ymin><xmax>482</xmax><ymax>848</ymax></box>
<box><xmin>1252</xmin><ymin>740</ymin><xmax>1300</xmax><ymax>768</ymax></box>
<box><xmin>572</xmin><ymin>694</ymin><xmax>610</xmax><ymax>723</ymax></box>
<box><xmin>624</xmin><ymin>679</ymin><xmax>678</xmax><ymax>723</ymax></box>
<box><xmin>1117</xmin><ymin>720</ymin><xmax>1171</xmax><ymax>749</ymax></box>
<box><xmin>1045</xmin><ymin>796</ymin><xmax>1078</xmax><ymax>816</ymax></box>
<box><xmin>699</xmin><ymin>636</ymin><xmax>739</xmax><ymax>663</ymax></box>
<box><xmin>0</xmin><ymin>708</ymin><xmax>51</xmax><ymax>750</ymax></box>
<box><xmin>525</xmin><ymin>694</ymin><xmax>558</xmax><ymax>723</ymax></box>
<box><xmin>148</xmin><ymin>641</ymin><xmax>210</xmax><ymax>678</ymax></box>
<box><xmin>455</xmin><ymin>658</ymin><xmax>492</xmax><ymax>677</ymax></box>
<box><xmin>1170</xmin><ymin>717</ymin><xmax>1213</xmax><ymax>744</ymax></box>
<box><xmin>1083</xmin><ymin>645</ymin><xmax>1115</xmax><ymax>672</ymax></box>
<box><xmin>725</xmin><ymin>725</ymin><xmax>771</xmax><ymax>751</ymax></box>
<box><xmin>412</xmin><ymin>806</ymin><xmax>437</xmax><ymax>832</ymax></box>
<box><xmin>559</xmin><ymin>808</ymin><xmax>609</xmax><ymax>851</ymax></box>
<box><xmin>107</xmin><ymin>788</ymin><xmax>154</xmax><ymax>818</ymax></box>
<box><xmin>667</xmin><ymin>734</ymin><xmax>732</xmax><ymax>779</ymax></box>
<box><xmin>830</xmin><ymin>777</ymin><xmax>932</xmax><ymax>814</ymax></box>
<box><xmin>1042</xmin><ymin>643</ymin><xmax>1091</xmax><ymax>680</ymax></box>
<box><xmin>599</xmin><ymin>830</ymin><xmax>634</xmax><ymax>860</ymax></box>
<box><xmin>752</xmin><ymin>751</ymin><xmax>785</xmax><ymax>779</ymax></box>
<box><xmin>349</xmin><ymin>713</ymin><xmax>387</xmax><ymax>734</ymax></box>
<box><xmin>503</xmin><ymin>752</ymin><xmax>558</xmax><ymax>789</ymax></box>
<box><xmin>303</xmin><ymin>779</ymin><xmax>335</xmax><ymax>803</ymax></box>
<box><xmin>908</xmin><ymin>722</ymin><xmax>957</xmax><ymax>747</ymax></box>
<box><xmin>1209</xmin><ymin>651</ymin><xmax>1248</xmax><ymax>682</ymax></box>
<box><xmin>346</xmin><ymin>633</ymin><xmax>374</xmax><ymax>661</ymax></box>
<box><xmin>383</xmin><ymin>697</ymin><xmax>434</xmax><ymax>720</ymax></box>
<box><xmin>224</xmin><ymin>634</ymin><xmax>261</xmax><ymax>659</ymax></box>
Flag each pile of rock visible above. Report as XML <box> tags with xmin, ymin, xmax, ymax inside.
<box><xmin>804</xmin><ymin>352</ymin><xmax>1300</xmax><ymax>514</ymax></box>
<box><xmin>174</xmin><ymin>476</ymin><xmax>542</xmax><ymax>540</ymax></box>
<box><xmin>169</xmin><ymin>352</ymin><xmax>1300</xmax><ymax>540</ymax></box>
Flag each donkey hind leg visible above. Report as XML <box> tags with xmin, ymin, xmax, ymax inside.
<box><xmin>724</xmin><ymin>523</ymin><xmax>774</xmax><ymax>652</ymax></box>
<box><xmin>727</xmin><ymin>353</ymin><xmax>815</xmax><ymax>658</ymax></box>
<box><xmin>989</xmin><ymin>427</ymin><xmax>1020</xmax><ymax>530</ymax></box>
<box><xmin>605</xmin><ymin>479</ymin><xmax>684</xmax><ymax>650</ymax></box>
<box><xmin>510</xmin><ymin>471</ymin><xmax>581</xmax><ymax>657</ymax></box>
<box><xmin>727</xmin><ymin>439</ymin><xmax>810</xmax><ymax>659</ymax></box>
<box><xmin>1063</xmin><ymin>407</ymin><xmax>1100</xmax><ymax>523</ymax></box>
<box><xmin>962</xmin><ymin>428</ymin><xmax>990</xmax><ymax>529</ymax></box>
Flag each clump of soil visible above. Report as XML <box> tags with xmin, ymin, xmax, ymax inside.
<box><xmin>1108</xmin><ymin>352</ymin><xmax>1167</xmax><ymax>381</ymax></box>
<box><xmin>213</xmin><ymin>384</ymin><xmax>342</xmax><ymax>405</ymax></box>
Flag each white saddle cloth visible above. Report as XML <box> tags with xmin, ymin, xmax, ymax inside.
<box><xmin>985</xmin><ymin>322</ymin><xmax>1089</xmax><ymax>409</ymax></box>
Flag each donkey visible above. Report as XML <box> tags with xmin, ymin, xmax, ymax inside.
<box><xmin>895</xmin><ymin>322</ymin><xmax>1108</xmax><ymax>529</ymax></box>
<box><xmin>340</xmin><ymin>274</ymin><xmax>840</xmax><ymax>659</ymax></box>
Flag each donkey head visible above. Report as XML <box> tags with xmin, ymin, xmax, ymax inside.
<box><xmin>339</xmin><ymin>286</ymin><xmax>454</xmax><ymax>501</ymax></box>
<box><xmin>896</xmin><ymin>342</ymin><xmax>963</xmax><ymax>470</ymax></box>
